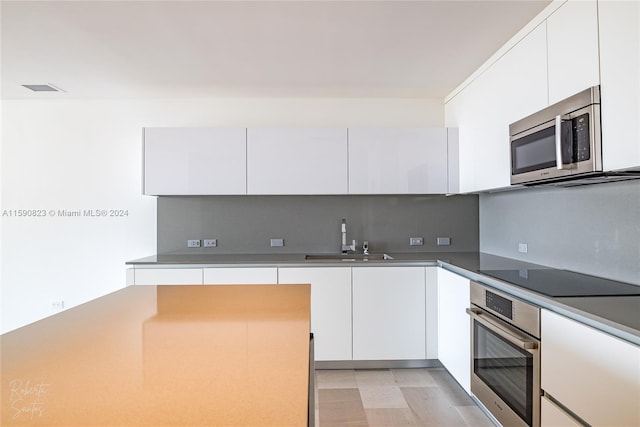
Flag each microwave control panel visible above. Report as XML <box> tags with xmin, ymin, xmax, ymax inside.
<box><xmin>572</xmin><ymin>113</ymin><xmax>591</xmax><ymax>162</ymax></box>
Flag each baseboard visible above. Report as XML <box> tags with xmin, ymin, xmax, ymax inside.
<box><xmin>315</xmin><ymin>359</ymin><xmax>442</xmax><ymax>370</ymax></box>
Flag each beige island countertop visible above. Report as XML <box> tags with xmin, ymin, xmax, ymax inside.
<box><xmin>1</xmin><ymin>284</ymin><xmax>311</xmax><ymax>426</ymax></box>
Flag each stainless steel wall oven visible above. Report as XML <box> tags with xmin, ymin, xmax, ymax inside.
<box><xmin>467</xmin><ymin>281</ymin><xmax>541</xmax><ymax>427</ymax></box>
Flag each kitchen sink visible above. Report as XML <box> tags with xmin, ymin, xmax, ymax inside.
<box><xmin>304</xmin><ymin>253</ymin><xmax>394</xmax><ymax>262</ymax></box>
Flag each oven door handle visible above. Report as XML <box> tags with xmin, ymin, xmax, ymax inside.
<box><xmin>466</xmin><ymin>307</ymin><xmax>538</xmax><ymax>350</ymax></box>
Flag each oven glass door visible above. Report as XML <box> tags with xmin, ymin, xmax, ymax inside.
<box><xmin>473</xmin><ymin>321</ymin><xmax>534</xmax><ymax>426</ymax></box>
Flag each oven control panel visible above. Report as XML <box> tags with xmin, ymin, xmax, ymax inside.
<box><xmin>485</xmin><ymin>290</ymin><xmax>513</xmax><ymax>320</ymax></box>
<box><xmin>470</xmin><ymin>281</ymin><xmax>541</xmax><ymax>339</ymax></box>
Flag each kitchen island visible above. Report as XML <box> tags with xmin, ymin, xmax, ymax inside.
<box><xmin>1</xmin><ymin>284</ymin><xmax>312</xmax><ymax>426</ymax></box>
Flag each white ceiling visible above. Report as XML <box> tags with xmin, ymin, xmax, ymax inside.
<box><xmin>1</xmin><ymin>0</ymin><xmax>551</xmax><ymax>100</ymax></box>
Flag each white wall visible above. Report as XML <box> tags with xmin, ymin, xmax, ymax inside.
<box><xmin>0</xmin><ymin>96</ymin><xmax>443</xmax><ymax>333</ymax></box>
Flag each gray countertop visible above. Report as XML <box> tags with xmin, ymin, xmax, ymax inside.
<box><xmin>126</xmin><ymin>252</ymin><xmax>444</xmax><ymax>265</ymax></box>
<box><xmin>127</xmin><ymin>251</ymin><xmax>640</xmax><ymax>346</ymax></box>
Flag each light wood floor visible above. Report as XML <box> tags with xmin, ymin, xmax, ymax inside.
<box><xmin>314</xmin><ymin>368</ymin><xmax>496</xmax><ymax>427</ymax></box>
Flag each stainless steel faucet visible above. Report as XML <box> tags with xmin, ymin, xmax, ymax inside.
<box><xmin>341</xmin><ymin>218</ymin><xmax>357</xmax><ymax>254</ymax></box>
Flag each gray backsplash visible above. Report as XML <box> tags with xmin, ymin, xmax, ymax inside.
<box><xmin>480</xmin><ymin>180</ymin><xmax>640</xmax><ymax>285</ymax></box>
<box><xmin>158</xmin><ymin>195</ymin><xmax>479</xmax><ymax>255</ymax></box>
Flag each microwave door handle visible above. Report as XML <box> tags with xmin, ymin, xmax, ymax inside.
<box><xmin>555</xmin><ymin>115</ymin><xmax>565</xmax><ymax>170</ymax></box>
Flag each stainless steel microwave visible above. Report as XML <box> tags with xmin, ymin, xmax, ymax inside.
<box><xmin>510</xmin><ymin>86</ymin><xmax>602</xmax><ymax>185</ymax></box>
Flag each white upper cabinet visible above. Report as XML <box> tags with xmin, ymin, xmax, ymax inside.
<box><xmin>599</xmin><ymin>0</ymin><xmax>640</xmax><ymax>171</ymax></box>
<box><xmin>144</xmin><ymin>127</ymin><xmax>247</xmax><ymax>195</ymax></box>
<box><xmin>247</xmin><ymin>127</ymin><xmax>348</xmax><ymax>195</ymax></box>
<box><xmin>446</xmin><ymin>23</ymin><xmax>548</xmax><ymax>193</ymax></box>
<box><xmin>144</xmin><ymin>126</ymin><xmax>455</xmax><ymax>195</ymax></box>
<box><xmin>494</xmin><ymin>23</ymin><xmax>549</xmax><ymax>125</ymax></box>
<box><xmin>475</xmin><ymin>23</ymin><xmax>548</xmax><ymax>192</ymax></box>
<box><xmin>546</xmin><ymin>0</ymin><xmax>600</xmax><ymax>105</ymax></box>
<box><xmin>446</xmin><ymin>0</ymin><xmax>640</xmax><ymax>191</ymax></box>
<box><xmin>348</xmin><ymin>128</ymin><xmax>449</xmax><ymax>194</ymax></box>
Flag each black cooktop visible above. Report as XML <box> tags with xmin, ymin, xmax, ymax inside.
<box><xmin>479</xmin><ymin>269</ymin><xmax>640</xmax><ymax>298</ymax></box>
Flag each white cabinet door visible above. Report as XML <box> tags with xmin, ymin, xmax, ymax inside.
<box><xmin>425</xmin><ymin>267</ymin><xmax>439</xmax><ymax>359</ymax></box>
<box><xmin>348</xmin><ymin>128</ymin><xmax>448</xmax><ymax>194</ymax></box>
<box><xmin>599</xmin><ymin>0</ymin><xmax>640</xmax><ymax>171</ymax></box>
<box><xmin>278</xmin><ymin>267</ymin><xmax>352</xmax><ymax>361</ymax></box>
<box><xmin>203</xmin><ymin>267</ymin><xmax>278</xmax><ymax>285</ymax></box>
<box><xmin>247</xmin><ymin>127</ymin><xmax>348</xmax><ymax>194</ymax></box>
<box><xmin>437</xmin><ymin>268</ymin><xmax>470</xmax><ymax>394</ymax></box>
<box><xmin>352</xmin><ymin>267</ymin><xmax>426</xmax><ymax>360</ymax></box>
<box><xmin>541</xmin><ymin>395</ymin><xmax>582</xmax><ymax>427</ymax></box>
<box><xmin>134</xmin><ymin>268</ymin><xmax>203</xmax><ymax>285</ymax></box>
<box><xmin>445</xmin><ymin>84</ymin><xmax>480</xmax><ymax>193</ymax></box>
<box><xmin>143</xmin><ymin>127</ymin><xmax>246</xmax><ymax>195</ymax></box>
<box><xmin>546</xmin><ymin>0</ymin><xmax>600</xmax><ymax>104</ymax></box>
<box><xmin>541</xmin><ymin>309</ymin><xmax>640</xmax><ymax>426</ymax></box>
<box><xmin>445</xmin><ymin>24</ymin><xmax>548</xmax><ymax>192</ymax></box>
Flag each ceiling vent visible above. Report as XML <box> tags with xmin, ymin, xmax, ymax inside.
<box><xmin>22</xmin><ymin>84</ymin><xmax>63</xmax><ymax>92</ymax></box>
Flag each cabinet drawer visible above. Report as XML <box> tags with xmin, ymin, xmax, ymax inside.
<box><xmin>134</xmin><ymin>268</ymin><xmax>203</xmax><ymax>285</ymax></box>
<box><xmin>541</xmin><ymin>395</ymin><xmax>582</xmax><ymax>427</ymax></box>
<box><xmin>541</xmin><ymin>309</ymin><xmax>640</xmax><ymax>426</ymax></box>
<box><xmin>203</xmin><ymin>268</ymin><xmax>278</xmax><ymax>285</ymax></box>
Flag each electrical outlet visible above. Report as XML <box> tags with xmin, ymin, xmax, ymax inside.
<box><xmin>187</xmin><ymin>239</ymin><xmax>201</xmax><ymax>248</ymax></box>
<box><xmin>409</xmin><ymin>237</ymin><xmax>424</xmax><ymax>246</ymax></box>
<box><xmin>437</xmin><ymin>237</ymin><xmax>451</xmax><ymax>246</ymax></box>
<box><xmin>51</xmin><ymin>300</ymin><xmax>65</xmax><ymax>310</ymax></box>
<box><xmin>203</xmin><ymin>239</ymin><xmax>217</xmax><ymax>247</ymax></box>
<box><xmin>518</xmin><ymin>243</ymin><xmax>528</xmax><ymax>253</ymax></box>
<box><xmin>270</xmin><ymin>238</ymin><xmax>284</xmax><ymax>247</ymax></box>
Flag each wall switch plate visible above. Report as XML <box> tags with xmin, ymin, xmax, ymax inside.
<box><xmin>437</xmin><ymin>237</ymin><xmax>451</xmax><ymax>246</ymax></box>
<box><xmin>187</xmin><ymin>239</ymin><xmax>201</xmax><ymax>248</ymax></box>
<box><xmin>518</xmin><ymin>243</ymin><xmax>528</xmax><ymax>253</ymax></box>
<box><xmin>270</xmin><ymin>238</ymin><xmax>284</xmax><ymax>247</ymax></box>
<box><xmin>51</xmin><ymin>300</ymin><xmax>64</xmax><ymax>310</ymax></box>
<box><xmin>409</xmin><ymin>237</ymin><xmax>424</xmax><ymax>246</ymax></box>
<box><xmin>203</xmin><ymin>239</ymin><xmax>217</xmax><ymax>247</ymax></box>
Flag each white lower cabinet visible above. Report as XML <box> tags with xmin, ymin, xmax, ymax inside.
<box><xmin>541</xmin><ymin>309</ymin><xmax>640</xmax><ymax>427</ymax></box>
<box><xmin>278</xmin><ymin>267</ymin><xmax>352</xmax><ymax>361</ymax></box>
<box><xmin>436</xmin><ymin>268</ymin><xmax>471</xmax><ymax>394</ymax></box>
<box><xmin>133</xmin><ymin>266</ymin><xmax>278</xmax><ymax>286</ymax></box>
<box><xmin>134</xmin><ymin>268</ymin><xmax>203</xmax><ymax>285</ymax></box>
<box><xmin>352</xmin><ymin>267</ymin><xmax>426</xmax><ymax>360</ymax></box>
<box><xmin>541</xmin><ymin>395</ymin><xmax>582</xmax><ymax>427</ymax></box>
<box><xmin>203</xmin><ymin>267</ymin><xmax>277</xmax><ymax>285</ymax></box>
